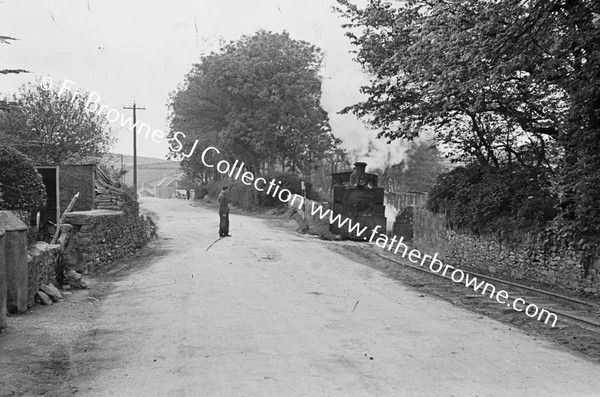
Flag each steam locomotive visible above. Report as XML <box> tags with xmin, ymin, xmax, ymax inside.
<box><xmin>330</xmin><ymin>162</ymin><xmax>386</xmax><ymax>238</ymax></box>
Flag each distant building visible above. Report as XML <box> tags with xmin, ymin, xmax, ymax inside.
<box><xmin>138</xmin><ymin>185</ymin><xmax>156</xmax><ymax>198</ymax></box>
<box><xmin>152</xmin><ymin>173</ymin><xmax>184</xmax><ymax>199</ymax></box>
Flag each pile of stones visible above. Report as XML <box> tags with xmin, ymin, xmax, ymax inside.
<box><xmin>34</xmin><ymin>270</ymin><xmax>87</xmax><ymax>306</ymax></box>
<box><xmin>35</xmin><ymin>284</ymin><xmax>64</xmax><ymax>305</ymax></box>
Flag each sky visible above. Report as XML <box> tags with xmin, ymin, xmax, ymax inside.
<box><xmin>0</xmin><ymin>0</ymin><xmax>412</xmax><ymax>169</ymax></box>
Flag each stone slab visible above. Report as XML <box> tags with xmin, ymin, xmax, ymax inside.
<box><xmin>0</xmin><ymin>212</ymin><xmax>28</xmax><ymax>314</ymax></box>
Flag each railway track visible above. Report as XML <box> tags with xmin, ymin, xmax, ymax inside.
<box><xmin>346</xmin><ymin>241</ymin><xmax>600</xmax><ymax>332</ymax></box>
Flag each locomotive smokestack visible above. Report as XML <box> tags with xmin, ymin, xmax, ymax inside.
<box><xmin>354</xmin><ymin>162</ymin><xmax>367</xmax><ymax>176</ymax></box>
<box><xmin>350</xmin><ymin>162</ymin><xmax>367</xmax><ymax>186</ymax></box>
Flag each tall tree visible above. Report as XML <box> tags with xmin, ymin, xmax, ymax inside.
<box><xmin>334</xmin><ymin>0</ymin><xmax>563</xmax><ymax>169</ymax></box>
<box><xmin>335</xmin><ymin>0</ymin><xmax>600</xmax><ymax>237</ymax></box>
<box><xmin>380</xmin><ymin>142</ymin><xmax>446</xmax><ymax>193</ymax></box>
<box><xmin>168</xmin><ymin>30</ymin><xmax>337</xmax><ymax>181</ymax></box>
<box><xmin>0</xmin><ymin>80</ymin><xmax>114</xmax><ymax>165</ymax></box>
<box><xmin>501</xmin><ymin>0</ymin><xmax>600</xmax><ymax>237</ymax></box>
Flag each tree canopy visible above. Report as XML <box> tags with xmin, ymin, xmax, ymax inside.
<box><xmin>336</xmin><ymin>0</ymin><xmax>600</xmax><ymax>238</ymax></box>
<box><xmin>0</xmin><ymin>80</ymin><xmax>114</xmax><ymax>165</ymax></box>
<box><xmin>167</xmin><ymin>30</ymin><xmax>337</xmax><ymax>182</ymax></box>
<box><xmin>380</xmin><ymin>142</ymin><xmax>445</xmax><ymax>194</ymax></box>
<box><xmin>335</xmin><ymin>0</ymin><xmax>571</xmax><ymax>168</ymax></box>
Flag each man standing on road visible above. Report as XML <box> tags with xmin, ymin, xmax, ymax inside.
<box><xmin>218</xmin><ymin>186</ymin><xmax>231</xmax><ymax>237</ymax></box>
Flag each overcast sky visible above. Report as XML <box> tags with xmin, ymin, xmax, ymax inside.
<box><xmin>0</xmin><ymin>0</ymin><xmax>411</xmax><ymax>168</ymax></box>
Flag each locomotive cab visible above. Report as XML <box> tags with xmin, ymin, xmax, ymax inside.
<box><xmin>331</xmin><ymin>162</ymin><xmax>386</xmax><ymax>239</ymax></box>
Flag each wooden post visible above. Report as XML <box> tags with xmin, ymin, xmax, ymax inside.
<box><xmin>51</xmin><ymin>192</ymin><xmax>79</xmax><ymax>245</ymax></box>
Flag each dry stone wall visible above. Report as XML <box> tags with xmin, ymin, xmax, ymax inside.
<box><xmin>64</xmin><ymin>209</ymin><xmax>155</xmax><ymax>273</ymax></box>
<box><xmin>412</xmin><ymin>207</ymin><xmax>600</xmax><ymax>296</ymax></box>
<box><xmin>94</xmin><ymin>187</ymin><xmax>125</xmax><ymax>211</ymax></box>
<box><xmin>94</xmin><ymin>167</ymin><xmax>127</xmax><ymax>211</ymax></box>
<box><xmin>27</xmin><ymin>243</ymin><xmax>61</xmax><ymax>307</ymax></box>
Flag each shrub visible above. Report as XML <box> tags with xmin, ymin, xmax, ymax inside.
<box><xmin>120</xmin><ymin>184</ymin><xmax>140</xmax><ymax>216</ymax></box>
<box><xmin>197</xmin><ymin>172</ymin><xmax>317</xmax><ymax>209</ymax></box>
<box><xmin>196</xmin><ymin>187</ymin><xmax>208</xmax><ymax>199</ymax></box>
<box><xmin>229</xmin><ymin>182</ymin><xmax>259</xmax><ymax>210</ymax></box>
<box><xmin>258</xmin><ymin>172</ymin><xmax>315</xmax><ymax>207</ymax></box>
<box><xmin>427</xmin><ymin>164</ymin><xmax>557</xmax><ymax>236</ymax></box>
<box><xmin>199</xmin><ymin>180</ymin><xmax>259</xmax><ymax>210</ymax></box>
<box><xmin>0</xmin><ymin>145</ymin><xmax>47</xmax><ymax>213</ymax></box>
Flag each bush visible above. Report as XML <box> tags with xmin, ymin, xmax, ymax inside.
<box><xmin>0</xmin><ymin>145</ymin><xmax>47</xmax><ymax>213</ymax></box>
<box><xmin>427</xmin><ymin>164</ymin><xmax>557</xmax><ymax>236</ymax></box>
<box><xmin>258</xmin><ymin>172</ymin><xmax>315</xmax><ymax>207</ymax></box>
<box><xmin>120</xmin><ymin>183</ymin><xmax>140</xmax><ymax>216</ymax></box>
<box><xmin>198</xmin><ymin>179</ymin><xmax>259</xmax><ymax>210</ymax></box>
<box><xmin>197</xmin><ymin>172</ymin><xmax>317</xmax><ymax>210</ymax></box>
<box><xmin>229</xmin><ymin>182</ymin><xmax>259</xmax><ymax>210</ymax></box>
<box><xmin>196</xmin><ymin>187</ymin><xmax>208</xmax><ymax>199</ymax></box>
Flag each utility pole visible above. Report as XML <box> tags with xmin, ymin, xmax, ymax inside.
<box><xmin>120</xmin><ymin>153</ymin><xmax>124</xmax><ymax>184</ymax></box>
<box><xmin>123</xmin><ymin>101</ymin><xmax>146</xmax><ymax>197</ymax></box>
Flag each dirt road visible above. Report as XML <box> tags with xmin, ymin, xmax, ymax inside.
<box><xmin>61</xmin><ymin>198</ymin><xmax>600</xmax><ymax>395</ymax></box>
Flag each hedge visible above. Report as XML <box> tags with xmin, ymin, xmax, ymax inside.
<box><xmin>0</xmin><ymin>145</ymin><xmax>47</xmax><ymax>213</ymax></box>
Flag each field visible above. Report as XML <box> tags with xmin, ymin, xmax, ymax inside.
<box><xmin>103</xmin><ymin>153</ymin><xmax>180</xmax><ymax>187</ymax></box>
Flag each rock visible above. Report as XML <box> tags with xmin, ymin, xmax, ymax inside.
<box><xmin>67</xmin><ymin>269</ymin><xmax>87</xmax><ymax>289</ymax></box>
<box><xmin>62</xmin><ymin>284</ymin><xmax>72</xmax><ymax>291</ymax></box>
<box><xmin>40</xmin><ymin>284</ymin><xmax>62</xmax><ymax>302</ymax></box>
<box><xmin>36</xmin><ymin>291</ymin><xmax>53</xmax><ymax>306</ymax></box>
<box><xmin>49</xmin><ymin>284</ymin><xmax>63</xmax><ymax>299</ymax></box>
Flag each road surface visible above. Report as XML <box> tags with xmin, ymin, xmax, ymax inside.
<box><xmin>71</xmin><ymin>198</ymin><xmax>600</xmax><ymax>396</ymax></box>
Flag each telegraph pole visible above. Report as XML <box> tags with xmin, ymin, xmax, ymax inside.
<box><xmin>120</xmin><ymin>154</ymin><xmax>124</xmax><ymax>184</ymax></box>
<box><xmin>123</xmin><ymin>102</ymin><xmax>146</xmax><ymax>197</ymax></box>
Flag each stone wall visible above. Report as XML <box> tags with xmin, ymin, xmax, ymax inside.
<box><xmin>27</xmin><ymin>243</ymin><xmax>61</xmax><ymax>307</ymax></box>
<box><xmin>412</xmin><ymin>207</ymin><xmax>600</xmax><ymax>296</ymax></box>
<box><xmin>385</xmin><ymin>191</ymin><xmax>429</xmax><ymax>210</ymax></box>
<box><xmin>94</xmin><ymin>186</ymin><xmax>126</xmax><ymax>211</ymax></box>
<box><xmin>94</xmin><ymin>167</ymin><xmax>127</xmax><ymax>211</ymax></box>
<box><xmin>64</xmin><ymin>209</ymin><xmax>155</xmax><ymax>273</ymax></box>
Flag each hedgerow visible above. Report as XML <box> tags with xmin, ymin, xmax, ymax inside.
<box><xmin>427</xmin><ymin>164</ymin><xmax>557</xmax><ymax>237</ymax></box>
<box><xmin>0</xmin><ymin>145</ymin><xmax>47</xmax><ymax>213</ymax></box>
<box><xmin>198</xmin><ymin>172</ymin><xmax>317</xmax><ymax>210</ymax></box>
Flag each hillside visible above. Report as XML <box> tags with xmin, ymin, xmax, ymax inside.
<box><xmin>103</xmin><ymin>153</ymin><xmax>181</xmax><ymax>187</ymax></box>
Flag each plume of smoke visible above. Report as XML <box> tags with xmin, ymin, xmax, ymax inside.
<box><xmin>318</xmin><ymin>34</ymin><xmax>415</xmax><ymax>172</ymax></box>
<box><xmin>320</xmin><ymin>65</ymin><xmax>413</xmax><ymax>171</ymax></box>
